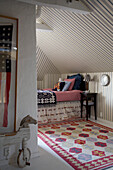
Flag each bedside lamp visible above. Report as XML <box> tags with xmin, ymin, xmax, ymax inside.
<box><xmin>59</xmin><ymin>78</ymin><xmax>62</xmax><ymax>82</ymax></box>
<box><xmin>84</xmin><ymin>74</ymin><xmax>91</xmax><ymax>91</ymax></box>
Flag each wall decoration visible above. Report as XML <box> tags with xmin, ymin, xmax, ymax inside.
<box><xmin>0</xmin><ymin>15</ymin><xmax>18</xmax><ymax>134</ymax></box>
<box><xmin>101</xmin><ymin>74</ymin><xmax>110</xmax><ymax>86</ymax></box>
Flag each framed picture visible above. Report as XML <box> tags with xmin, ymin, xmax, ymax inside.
<box><xmin>0</xmin><ymin>15</ymin><xmax>18</xmax><ymax>134</ymax></box>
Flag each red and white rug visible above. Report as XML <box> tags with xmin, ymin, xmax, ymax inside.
<box><xmin>38</xmin><ymin>119</ymin><xmax>113</xmax><ymax>170</ymax></box>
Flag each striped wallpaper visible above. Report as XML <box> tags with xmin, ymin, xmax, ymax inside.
<box><xmin>37</xmin><ymin>73</ymin><xmax>60</xmax><ymax>89</ymax></box>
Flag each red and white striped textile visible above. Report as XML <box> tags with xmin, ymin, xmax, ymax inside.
<box><xmin>0</xmin><ymin>72</ymin><xmax>11</xmax><ymax>127</ymax></box>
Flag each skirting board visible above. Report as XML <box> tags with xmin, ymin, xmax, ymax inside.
<box><xmin>91</xmin><ymin>116</ymin><xmax>113</xmax><ymax>128</ymax></box>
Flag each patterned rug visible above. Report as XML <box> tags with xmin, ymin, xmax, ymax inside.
<box><xmin>38</xmin><ymin>119</ymin><xmax>113</xmax><ymax>170</ymax></box>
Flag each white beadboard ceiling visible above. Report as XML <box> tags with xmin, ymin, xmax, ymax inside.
<box><xmin>36</xmin><ymin>0</ymin><xmax>113</xmax><ymax>74</ymax></box>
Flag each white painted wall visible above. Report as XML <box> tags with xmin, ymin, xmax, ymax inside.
<box><xmin>0</xmin><ymin>0</ymin><xmax>38</xmax><ymax>166</ymax></box>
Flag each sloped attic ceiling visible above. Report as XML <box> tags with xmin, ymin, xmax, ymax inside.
<box><xmin>36</xmin><ymin>0</ymin><xmax>112</xmax><ymax>74</ymax></box>
<box><xmin>36</xmin><ymin>46</ymin><xmax>61</xmax><ymax>80</ymax></box>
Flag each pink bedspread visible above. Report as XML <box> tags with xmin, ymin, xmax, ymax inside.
<box><xmin>54</xmin><ymin>90</ymin><xmax>82</xmax><ymax>102</ymax></box>
<box><xmin>44</xmin><ymin>89</ymin><xmax>82</xmax><ymax>102</ymax></box>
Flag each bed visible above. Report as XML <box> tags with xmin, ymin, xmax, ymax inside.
<box><xmin>37</xmin><ymin>74</ymin><xmax>86</xmax><ymax>124</ymax></box>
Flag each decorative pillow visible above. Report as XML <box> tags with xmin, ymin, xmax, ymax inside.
<box><xmin>54</xmin><ymin>81</ymin><xmax>65</xmax><ymax>91</ymax></box>
<box><xmin>64</xmin><ymin>78</ymin><xmax>75</xmax><ymax>91</ymax></box>
<box><xmin>67</xmin><ymin>74</ymin><xmax>84</xmax><ymax>90</ymax></box>
<box><xmin>54</xmin><ymin>82</ymin><xmax>59</xmax><ymax>89</ymax></box>
<box><xmin>62</xmin><ymin>81</ymin><xmax>71</xmax><ymax>91</ymax></box>
<box><xmin>60</xmin><ymin>81</ymin><xmax>65</xmax><ymax>91</ymax></box>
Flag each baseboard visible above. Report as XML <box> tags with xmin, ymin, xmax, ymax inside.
<box><xmin>91</xmin><ymin>116</ymin><xmax>113</xmax><ymax>128</ymax></box>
